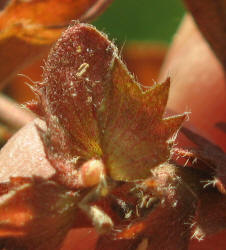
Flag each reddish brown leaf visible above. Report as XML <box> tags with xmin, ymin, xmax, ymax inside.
<box><xmin>29</xmin><ymin>23</ymin><xmax>186</xmax><ymax>187</ymax></box>
<box><xmin>184</xmin><ymin>0</ymin><xmax>226</xmax><ymax>69</ymax></box>
<box><xmin>181</xmin><ymin>127</ymin><xmax>226</xmax><ymax>194</ymax></box>
<box><xmin>0</xmin><ymin>177</ymin><xmax>80</xmax><ymax>250</ymax></box>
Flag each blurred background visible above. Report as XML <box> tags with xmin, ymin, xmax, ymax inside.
<box><xmin>94</xmin><ymin>0</ymin><xmax>185</xmax><ymax>43</ymax></box>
